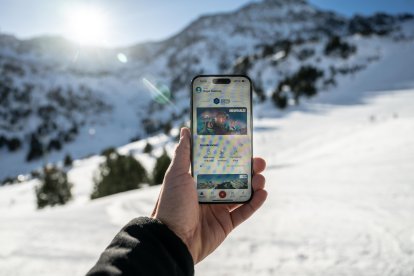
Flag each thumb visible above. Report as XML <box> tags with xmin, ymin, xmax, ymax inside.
<box><xmin>167</xmin><ymin>127</ymin><xmax>191</xmax><ymax>175</ymax></box>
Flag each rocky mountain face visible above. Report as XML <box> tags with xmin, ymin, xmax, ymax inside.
<box><xmin>0</xmin><ymin>0</ymin><xmax>413</xmax><ymax>181</ymax></box>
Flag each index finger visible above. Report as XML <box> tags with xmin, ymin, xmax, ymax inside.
<box><xmin>253</xmin><ymin>157</ymin><xmax>266</xmax><ymax>174</ymax></box>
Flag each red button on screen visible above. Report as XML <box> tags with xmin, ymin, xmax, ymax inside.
<box><xmin>219</xmin><ymin>191</ymin><xmax>226</xmax><ymax>198</ymax></box>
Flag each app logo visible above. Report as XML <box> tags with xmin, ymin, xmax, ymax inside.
<box><xmin>213</xmin><ymin>98</ymin><xmax>220</xmax><ymax>104</ymax></box>
<box><xmin>219</xmin><ymin>191</ymin><xmax>227</xmax><ymax>198</ymax></box>
<box><xmin>196</xmin><ymin>87</ymin><xmax>202</xmax><ymax>93</ymax></box>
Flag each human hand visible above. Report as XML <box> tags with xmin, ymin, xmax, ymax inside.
<box><xmin>152</xmin><ymin>127</ymin><xmax>267</xmax><ymax>263</ymax></box>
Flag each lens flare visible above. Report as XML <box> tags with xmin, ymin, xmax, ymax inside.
<box><xmin>117</xmin><ymin>53</ymin><xmax>128</xmax><ymax>63</ymax></box>
<box><xmin>142</xmin><ymin>77</ymin><xmax>172</xmax><ymax>105</ymax></box>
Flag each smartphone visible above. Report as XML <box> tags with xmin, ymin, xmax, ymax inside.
<box><xmin>191</xmin><ymin>75</ymin><xmax>253</xmax><ymax>203</ymax></box>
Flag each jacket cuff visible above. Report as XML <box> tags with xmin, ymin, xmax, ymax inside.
<box><xmin>127</xmin><ymin>217</ymin><xmax>194</xmax><ymax>274</ymax></box>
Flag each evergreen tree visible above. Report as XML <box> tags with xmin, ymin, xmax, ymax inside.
<box><xmin>27</xmin><ymin>133</ymin><xmax>44</xmax><ymax>161</ymax></box>
<box><xmin>7</xmin><ymin>137</ymin><xmax>22</xmax><ymax>152</ymax></box>
<box><xmin>271</xmin><ymin>91</ymin><xmax>288</xmax><ymax>109</ymax></box>
<box><xmin>163</xmin><ymin>121</ymin><xmax>172</xmax><ymax>135</ymax></box>
<box><xmin>47</xmin><ymin>138</ymin><xmax>62</xmax><ymax>151</ymax></box>
<box><xmin>91</xmin><ymin>152</ymin><xmax>148</xmax><ymax>199</ymax></box>
<box><xmin>254</xmin><ymin>84</ymin><xmax>266</xmax><ymax>102</ymax></box>
<box><xmin>35</xmin><ymin>166</ymin><xmax>73</xmax><ymax>209</ymax></box>
<box><xmin>101</xmin><ymin>147</ymin><xmax>116</xmax><ymax>156</ymax></box>
<box><xmin>143</xmin><ymin>142</ymin><xmax>153</xmax><ymax>154</ymax></box>
<box><xmin>0</xmin><ymin>135</ymin><xmax>6</xmax><ymax>149</ymax></box>
<box><xmin>276</xmin><ymin>65</ymin><xmax>324</xmax><ymax>105</ymax></box>
<box><xmin>63</xmin><ymin>154</ymin><xmax>73</xmax><ymax>167</ymax></box>
<box><xmin>324</xmin><ymin>36</ymin><xmax>356</xmax><ymax>59</ymax></box>
<box><xmin>152</xmin><ymin>150</ymin><xmax>171</xmax><ymax>185</ymax></box>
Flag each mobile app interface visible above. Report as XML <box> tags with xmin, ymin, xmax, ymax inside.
<box><xmin>192</xmin><ymin>76</ymin><xmax>252</xmax><ymax>202</ymax></box>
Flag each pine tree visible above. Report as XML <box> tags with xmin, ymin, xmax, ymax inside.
<box><xmin>143</xmin><ymin>142</ymin><xmax>153</xmax><ymax>154</ymax></box>
<box><xmin>7</xmin><ymin>137</ymin><xmax>21</xmax><ymax>151</ymax></box>
<box><xmin>152</xmin><ymin>150</ymin><xmax>171</xmax><ymax>185</ymax></box>
<box><xmin>91</xmin><ymin>152</ymin><xmax>148</xmax><ymax>199</ymax></box>
<box><xmin>271</xmin><ymin>91</ymin><xmax>288</xmax><ymax>109</ymax></box>
<box><xmin>101</xmin><ymin>147</ymin><xmax>116</xmax><ymax>156</ymax></box>
<box><xmin>163</xmin><ymin>121</ymin><xmax>172</xmax><ymax>135</ymax></box>
<box><xmin>63</xmin><ymin>154</ymin><xmax>73</xmax><ymax>167</ymax></box>
<box><xmin>35</xmin><ymin>166</ymin><xmax>73</xmax><ymax>209</ymax></box>
<box><xmin>27</xmin><ymin>133</ymin><xmax>44</xmax><ymax>161</ymax></box>
<box><xmin>274</xmin><ymin>65</ymin><xmax>324</xmax><ymax>106</ymax></box>
<box><xmin>324</xmin><ymin>36</ymin><xmax>356</xmax><ymax>59</ymax></box>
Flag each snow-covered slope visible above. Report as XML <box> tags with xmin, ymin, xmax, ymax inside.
<box><xmin>0</xmin><ymin>37</ymin><xmax>414</xmax><ymax>275</ymax></box>
<box><xmin>1</xmin><ymin>0</ymin><xmax>414</xmax><ymax>181</ymax></box>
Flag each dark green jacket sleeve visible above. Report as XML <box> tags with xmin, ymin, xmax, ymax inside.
<box><xmin>86</xmin><ymin>217</ymin><xmax>194</xmax><ymax>276</ymax></box>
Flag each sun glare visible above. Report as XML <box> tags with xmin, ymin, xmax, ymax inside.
<box><xmin>65</xmin><ymin>5</ymin><xmax>108</xmax><ymax>46</ymax></box>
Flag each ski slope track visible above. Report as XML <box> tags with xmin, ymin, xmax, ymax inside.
<box><xmin>1</xmin><ymin>37</ymin><xmax>414</xmax><ymax>275</ymax></box>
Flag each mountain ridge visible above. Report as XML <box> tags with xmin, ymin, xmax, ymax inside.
<box><xmin>0</xmin><ymin>0</ymin><xmax>413</xmax><ymax>181</ymax></box>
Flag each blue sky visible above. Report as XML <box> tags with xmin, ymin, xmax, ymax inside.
<box><xmin>0</xmin><ymin>0</ymin><xmax>413</xmax><ymax>47</ymax></box>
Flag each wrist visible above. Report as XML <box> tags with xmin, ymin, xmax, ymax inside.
<box><xmin>154</xmin><ymin>215</ymin><xmax>199</xmax><ymax>263</ymax></box>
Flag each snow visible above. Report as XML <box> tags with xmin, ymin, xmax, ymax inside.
<box><xmin>1</xmin><ymin>2</ymin><xmax>414</xmax><ymax>274</ymax></box>
<box><xmin>1</xmin><ymin>2</ymin><xmax>413</xmax><ymax>183</ymax></box>
<box><xmin>200</xmin><ymin>89</ymin><xmax>414</xmax><ymax>276</ymax></box>
<box><xmin>1</xmin><ymin>38</ymin><xmax>414</xmax><ymax>275</ymax></box>
<box><xmin>0</xmin><ymin>182</ymin><xmax>163</xmax><ymax>274</ymax></box>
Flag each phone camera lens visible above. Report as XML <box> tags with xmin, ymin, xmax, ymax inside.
<box><xmin>212</xmin><ymin>78</ymin><xmax>231</xmax><ymax>84</ymax></box>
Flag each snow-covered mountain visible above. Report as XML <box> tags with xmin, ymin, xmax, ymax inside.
<box><xmin>1</xmin><ymin>1</ymin><xmax>414</xmax><ymax>275</ymax></box>
<box><xmin>1</xmin><ymin>39</ymin><xmax>414</xmax><ymax>275</ymax></box>
<box><xmin>1</xmin><ymin>0</ymin><xmax>413</xmax><ymax>181</ymax></box>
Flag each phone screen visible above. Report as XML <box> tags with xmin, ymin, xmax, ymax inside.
<box><xmin>191</xmin><ymin>75</ymin><xmax>252</xmax><ymax>203</ymax></box>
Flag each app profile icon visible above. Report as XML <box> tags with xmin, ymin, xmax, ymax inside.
<box><xmin>219</xmin><ymin>191</ymin><xmax>226</xmax><ymax>198</ymax></box>
<box><xmin>213</xmin><ymin>98</ymin><xmax>220</xmax><ymax>104</ymax></box>
<box><xmin>196</xmin><ymin>87</ymin><xmax>202</xmax><ymax>93</ymax></box>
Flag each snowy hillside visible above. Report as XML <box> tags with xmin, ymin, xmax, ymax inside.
<box><xmin>1</xmin><ymin>34</ymin><xmax>414</xmax><ymax>275</ymax></box>
<box><xmin>1</xmin><ymin>0</ymin><xmax>414</xmax><ymax>181</ymax></box>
